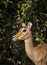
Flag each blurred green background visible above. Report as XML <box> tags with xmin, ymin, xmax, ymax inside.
<box><xmin>0</xmin><ymin>0</ymin><xmax>47</xmax><ymax>65</ymax></box>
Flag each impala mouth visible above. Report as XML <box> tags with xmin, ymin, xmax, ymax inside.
<box><xmin>12</xmin><ymin>37</ymin><xmax>17</xmax><ymax>41</ymax></box>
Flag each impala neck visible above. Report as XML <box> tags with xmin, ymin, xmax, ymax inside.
<box><xmin>24</xmin><ymin>33</ymin><xmax>34</xmax><ymax>60</ymax></box>
<box><xmin>25</xmin><ymin>32</ymin><xmax>34</xmax><ymax>54</ymax></box>
<box><xmin>25</xmin><ymin>33</ymin><xmax>34</xmax><ymax>49</ymax></box>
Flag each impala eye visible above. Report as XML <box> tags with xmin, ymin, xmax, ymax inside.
<box><xmin>22</xmin><ymin>29</ymin><xmax>26</xmax><ymax>32</ymax></box>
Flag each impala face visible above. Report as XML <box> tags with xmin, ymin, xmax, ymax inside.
<box><xmin>12</xmin><ymin>22</ymin><xmax>32</xmax><ymax>41</ymax></box>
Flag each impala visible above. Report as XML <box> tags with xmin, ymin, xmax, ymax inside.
<box><xmin>12</xmin><ymin>22</ymin><xmax>47</xmax><ymax>65</ymax></box>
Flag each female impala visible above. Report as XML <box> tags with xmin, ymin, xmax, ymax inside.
<box><xmin>12</xmin><ymin>22</ymin><xmax>47</xmax><ymax>65</ymax></box>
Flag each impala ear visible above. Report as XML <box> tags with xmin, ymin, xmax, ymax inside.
<box><xmin>28</xmin><ymin>22</ymin><xmax>32</xmax><ymax>29</ymax></box>
<box><xmin>22</xmin><ymin>23</ymin><xmax>26</xmax><ymax>27</ymax></box>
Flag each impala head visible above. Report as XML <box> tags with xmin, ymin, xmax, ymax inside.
<box><xmin>12</xmin><ymin>22</ymin><xmax>32</xmax><ymax>41</ymax></box>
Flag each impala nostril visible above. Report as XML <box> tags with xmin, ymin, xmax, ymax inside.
<box><xmin>13</xmin><ymin>36</ymin><xmax>15</xmax><ymax>38</ymax></box>
<box><xmin>13</xmin><ymin>37</ymin><xmax>14</xmax><ymax>38</ymax></box>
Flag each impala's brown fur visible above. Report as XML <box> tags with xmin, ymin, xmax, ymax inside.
<box><xmin>12</xmin><ymin>22</ymin><xmax>47</xmax><ymax>65</ymax></box>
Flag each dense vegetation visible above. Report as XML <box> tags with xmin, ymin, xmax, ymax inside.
<box><xmin>0</xmin><ymin>0</ymin><xmax>47</xmax><ymax>65</ymax></box>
